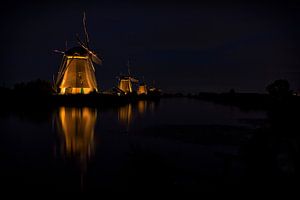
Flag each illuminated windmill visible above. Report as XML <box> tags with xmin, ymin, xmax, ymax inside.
<box><xmin>117</xmin><ymin>61</ymin><xmax>138</xmax><ymax>95</ymax></box>
<box><xmin>54</xmin><ymin>13</ymin><xmax>102</xmax><ymax>95</ymax></box>
<box><xmin>137</xmin><ymin>77</ymin><xmax>148</xmax><ymax>95</ymax></box>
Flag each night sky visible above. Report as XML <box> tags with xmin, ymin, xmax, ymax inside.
<box><xmin>1</xmin><ymin>0</ymin><xmax>300</xmax><ymax>93</ymax></box>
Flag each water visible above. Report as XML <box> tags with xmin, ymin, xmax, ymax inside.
<box><xmin>0</xmin><ymin>98</ymin><xmax>270</xmax><ymax>192</ymax></box>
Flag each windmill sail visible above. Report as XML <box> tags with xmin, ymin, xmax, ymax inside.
<box><xmin>83</xmin><ymin>12</ymin><xmax>90</xmax><ymax>48</ymax></box>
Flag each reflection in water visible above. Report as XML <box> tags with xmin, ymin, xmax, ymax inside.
<box><xmin>138</xmin><ymin>100</ymin><xmax>147</xmax><ymax>114</ymax></box>
<box><xmin>4</xmin><ymin>98</ymin><xmax>286</xmax><ymax>192</ymax></box>
<box><xmin>56</xmin><ymin>107</ymin><xmax>97</xmax><ymax>170</ymax></box>
<box><xmin>118</xmin><ymin>100</ymin><xmax>159</xmax><ymax>129</ymax></box>
<box><xmin>118</xmin><ymin>104</ymin><xmax>133</xmax><ymax>128</ymax></box>
<box><xmin>138</xmin><ymin>100</ymin><xmax>157</xmax><ymax>115</ymax></box>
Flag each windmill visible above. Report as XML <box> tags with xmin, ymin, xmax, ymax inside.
<box><xmin>54</xmin><ymin>12</ymin><xmax>102</xmax><ymax>95</ymax></box>
<box><xmin>137</xmin><ymin>76</ymin><xmax>148</xmax><ymax>95</ymax></box>
<box><xmin>116</xmin><ymin>60</ymin><xmax>138</xmax><ymax>95</ymax></box>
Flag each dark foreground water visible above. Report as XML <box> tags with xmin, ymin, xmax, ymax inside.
<box><xmin>0</xmin><ymin>98</ymin><xmax>298</xmax><ymax>193</ymax></box>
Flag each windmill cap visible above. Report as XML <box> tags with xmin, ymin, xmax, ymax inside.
<box><xmin>65</xmin><ymin>46</ymin><xmax>89</xmax><ymax>56</ymax></box>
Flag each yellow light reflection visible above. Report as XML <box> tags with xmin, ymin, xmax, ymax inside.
<box><xmin>138</xmin><ymin>100</ymin><xmax>147</xmax><ymax>115</ymax></box>
<box><xmin>56</xmin><ymin>107</ymin><xmax>97</xmax><ymax>169</ymax></box>
<box><xmin>118</xmin><ymin>104</ymin><xmax>133</xmax><ymax>127</ymax></box>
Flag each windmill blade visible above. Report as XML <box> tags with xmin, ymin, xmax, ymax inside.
<box><xmin>52</xmin><ymin>74</ymin><xmax>56</xmax><ymax>86</ymax></box>
<box><xmin>141</xmin><ymin>76</ymin><xmax>146</xmax><ymax>84</ymax></box>
<box><xmin>91</xmin><ymin>53</ymin><xmax>102</xmax><ymax>65</ymax></box>
<box><xmin>77</xmin><ymin>41</ymin><xmax>102</xmax><ymax>65</ymax></box>
<box><xmin>52</xmin><ymin>74</ymin><xmax>58</xmax><ymax>93</ymax></box>
<box><xmin>52</xmin><ymin>74</ymin><xmax>55</xmax><ymax>85</ymax></box>
<box><xmin>76</xmin><ymin>30</ymin><xmax>102</xmax><ymax>65</ymax></box>
<box><xmin>88</xmin><ymin>59</ymin><xmax>96</xmax><ymax>72</ymax></box>
<box><xmin>130</xmin><ymin>77</ymin><xmax>139</xmax><ymax>83</ymax></box>
<box><xmin>56</xmin><ymin>56</ymin><xmax>66</xmax><ymax>80</ymax></box>
<box><xmin>65</xmin><ymin>40</ymin><xmax>68</xmax><ymax>51</ymax></box>
<box><xmin>76</xmin><ymin>34</ymin><xmax>85</xmax><ymax>47</ymax></box>
<box><xmin>83</xmin><ymin>12</ymin><xmax>90</xmax><ymax>48</ymax></box>
<box><xmin>53</xmin><ymin>49</ymin><xmax>65</xmax><ymax>54</ymax></box>
<box><xmin>127</xmin><ymin>60</ymin><xmax>131</xmax><ymax>75</ymax></box>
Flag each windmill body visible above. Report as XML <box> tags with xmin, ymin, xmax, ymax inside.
<box><xmin>137</xmin><ymin>83</ymin><xmax>147</xmax><ymax>95</ymax></box>
<box><xmin>116</xmin><ymin>61</ymin><xmax>139</xmax><ymax>95</ymax></box>
<box><xmin>118</xmin><ymin>76</ymin><xmax>133</xmax><ymax>94</ymax></box>
<box><xmin>56</xmin><ymin>47</ymin><xmax>98</xmax><ymax>94</ymax></box>
<box><xmin>117</xmin><ymin>75</ymin><xmax>138</xmax><ymax>95</ymax></box>
<box><xmin>137</xmin><ymin>76</ymin><xmax>147</xmax><ymax>95</ymax></box>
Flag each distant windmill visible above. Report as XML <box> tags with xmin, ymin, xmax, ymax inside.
<box><xmin>116</xmin><ymin>60</ymin><xmax>138</xmax><ymax>95</ymax></box>
<box><xmin>54</xmin><ymin>12</ymin><xmax>102</xmax><ymax>95</ymax></box>
<box><xmin>137</xmin><ymin>76</ymin><xmax>148</xmax><ymax>95</ymax></box>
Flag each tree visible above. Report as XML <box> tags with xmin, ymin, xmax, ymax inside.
<box><xmin>14</xmin><ymin>79</ymin><xmax>54</xmax><ymax>96</ymax></box>
<box><xmin>266</xmin><ymin>79</ymin><xmax>292</xmax><ymax>99</ymax></box>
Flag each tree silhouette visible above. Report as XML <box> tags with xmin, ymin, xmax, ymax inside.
<box><xmin>14</xmin><ymin>79</ymin><xmax>53</xmax><ymax>96</ymax></box>
<box><xmin>266</xmin><ymin>79</ymin><xmax>292</xmax><ymax>100</ymax></box>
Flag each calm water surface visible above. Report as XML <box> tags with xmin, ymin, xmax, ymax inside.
<box><xmin>0</xmin><ymin>98</ymin><xmax>269</xmax><ymax>192</ymax></box>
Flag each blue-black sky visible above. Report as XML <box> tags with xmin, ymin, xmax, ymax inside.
<box><xmin>1</xmin><ymin>0</ymin><xmax>300</xmax><ymax>93</ymax></box>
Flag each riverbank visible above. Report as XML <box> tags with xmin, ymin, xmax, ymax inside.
<box><xmin>189</xmin><ymin>92</ymin><xmax>300</xmax><ymax>111</ymax></box>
